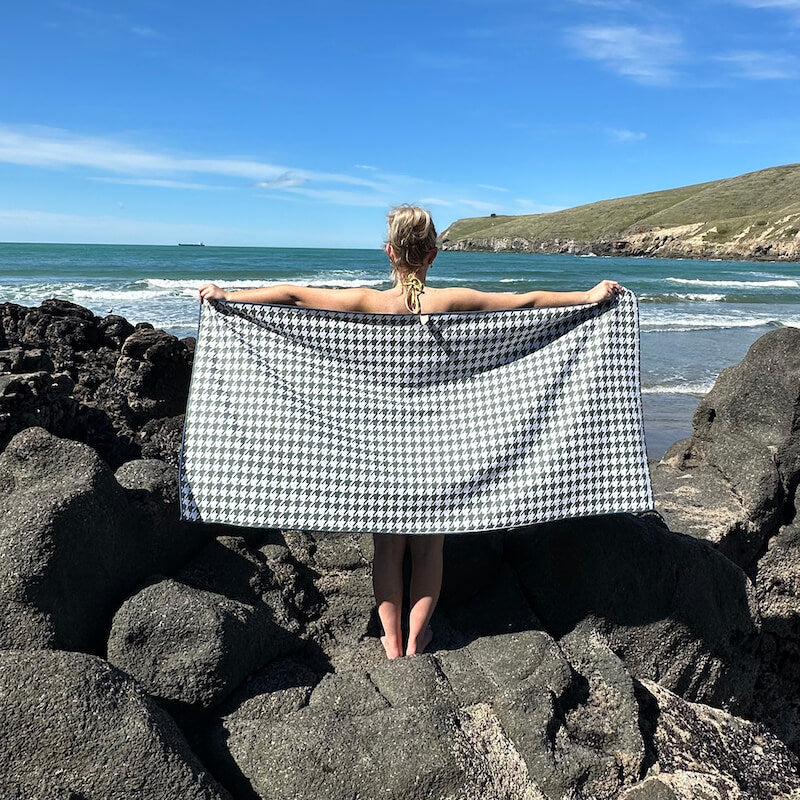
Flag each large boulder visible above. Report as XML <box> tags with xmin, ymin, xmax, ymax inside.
<box><xmin>115</xmin><ymin>325</ymin><xmax>192</xmax><ymax>423</ymax></box>
<box><xmin>751</xmin><ymin>482</ymin><xmax>800</xmax><ymax>754</ymax></box>
<box><xmin>621</xmin><ymin>679</ymin><xmax>800</xmax><ymax>800</ymax></box>
<box><xmin>0</xmin><ymin>299</ymin><xmax>194</xmax><ymax>469</ymax></box>
<box><xmin>505</xmin><ymin>512</ymin><xmax>761</xmax><ymax>714</ymax></box>
<box><xmin>0</xmin><ymin>298</ymin><xmax>102</xmax><ymax>368</ymax></box>
<box><xmin>201</xmin><ymin>571</ymin><xmax>650</xmax><ymax>800</ymax></box>
<box><xmin>114</xmin><ymin>457</ymin><xmax>214</xmax><ymax>573</ymax></box>
<box><xmin>107</xmin><ymin>536</ymin><xmax>306</xmax><ymax>708</ymax></box>
<box><xmin>195</xmin><ymin>561</ymin><xmax>797</xmax><ymax>800</ymax></box>
<box><xmin>0</xmin><ymin>649</ymin><xmax>230</xmax><ymax>799</ymax></box>
<box><xmin>0</xmin><ymin>428</ymin><xmax>210</xmax><ymax>654</ymax></box>
<box><xmin>0</xmin><ymin>427</ymin><xmax>149</xmax><ymax>652</ymax></box>
<box><xmin>652</xmin><ymin>326</ymin><xmax>800</xmax><ymax>568</ymax></box>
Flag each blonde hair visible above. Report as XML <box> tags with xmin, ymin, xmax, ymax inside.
<box><xmin>386</xmin><ymin>205</ymin><xmax>437</xmax><ymax>280</ymax></box>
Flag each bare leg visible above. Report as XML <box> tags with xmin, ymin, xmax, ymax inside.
<box><xmin>372</xmin><ymin>533</ymin><xmax>408</xmax><ymax>659</ymax></box>
<box><xmin>406</xmin><ymin>534</ymin><xmax>444</xmax><ymax>655</ymax></box>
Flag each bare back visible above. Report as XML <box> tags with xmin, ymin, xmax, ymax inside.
<box><xmin>323</xmin><ymin>285</ymin><xmax>536</xmax><ymax>314</ymax></box>
<box><xmin>355</xmin><ymin>286</ymin><xmax>462</xmax><ymax>314</ymax></box>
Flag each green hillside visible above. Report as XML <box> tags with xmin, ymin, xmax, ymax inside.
<box><xmin>439</xmin><ymin>165</ymin><xmax>800</xmax><ymax>257</ymax></box>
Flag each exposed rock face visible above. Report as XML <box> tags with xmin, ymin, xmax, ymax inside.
<box><xmin>652</xmin><ymin>326</ymin><xmax>800</xmax><ymax>570</ymax></box>
<box><xmin>591</xmin><ymin>222</ymin><xmax>800</xmax><ymax>262</ymax></box>
<box><xmin>505</xmin><ymin>513</ymin><xmax>760</xmax><ymax>714</ymax></box>
<box><xmin>107</xmin><ymin>536</ymin><xmax>307</xmax><ymax>708</ymax></box>
<box><xmin>0</xmin><ymin>427</ymin><xmax>147</xmax><ymax>652</ymax></box>
<box><xmin>2</xmin><ymin>299</ymin><xmax>800</xmax><ymax>798</ymax></box>
<box><xmin>0</xmin><ymin>649</ymin><xmax>231</xmax><ymax>800</ymax></box>
<box><xmin>0</xmin><ymin>299</ymin><xmax>193</xmax><ymax>468</ymax></box>
<box><xmin>626</xmin><ymin>679</ymin><xmax>800</xmax><ymax>800</ymax></box>
<box><xmin>752</xmin><ymin>486</ymin><xmax>800</xmax><ymax>755</ymax></box>
<box><xmin>440</xmin><ymin>227</ymin><xmax>800</xmax><ymax>262</ymax></box>
<box><xmin>0</xmin><ymin>428</ymin><xmax>212</xmax><ymax>653</ymax></box>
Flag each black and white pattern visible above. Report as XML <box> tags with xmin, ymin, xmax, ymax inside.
<box><xmin>178</xmin><ymin>288</ymin><xmax>654</xmax><ymax>534</ymax></box>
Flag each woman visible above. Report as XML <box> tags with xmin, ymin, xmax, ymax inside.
<box><xmin>198</xmin><ymin>204</ymin><xmax>622</xmax><ymax>660</ymax></box>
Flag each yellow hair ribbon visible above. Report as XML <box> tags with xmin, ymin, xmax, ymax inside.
<box><xmin>400</xmin><ymin>275</ymin><xmax>424</xmax><ymax>314</ymax></box>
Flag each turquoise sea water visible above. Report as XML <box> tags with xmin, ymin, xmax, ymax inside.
<box><xmin>2</xmin><ymin>242</ymin><xmax>799</xmax><ymax>460</ymax></box>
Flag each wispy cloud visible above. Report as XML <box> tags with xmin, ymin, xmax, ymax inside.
<box><xmin>0</xmin><ymin>125</ymin><xmax>377</xmax><ymax>188</ymax></box>
<box><xmin>716</xmin><ymin>50</ymin><xmax>799</xmax><ymax>79</ymax></box>
<box><xmin>0</xmin><ymin>124</ymin><xmax>515</xmax><ymax>216</ymax></box>
<box><xmin>255</xmin><ymin>172</ymin><xmax>308</xmax><ymax>189</ymax></box>
<box><xmin>90</xmin><ymin>177</ymin><xmax>214</xmax><ymax>190</ymax></box>
<box><xmin>0</xmin><ymin>208</ymin><xmax>232</xmax><ymax>245</ymax></box>
<box><xmin>568</xmin><ymin>24</ymin><xmax>684</xmax><ymax>85</ymax></box>
<box><xmin>567</xmin><ymin>0</ymin><xmax>641</xmax><ymax>8</ymax></box>
<box><xmin>56</xmin><ymin>3</ymin><xmax>164</xmax><ymax>41</ymax></box>
<box><xmin>731</xmin><ymin>0</ymin><xmax>800</xmax><ymax>8</ymax></box>
<box><xmin>477</xmin><ymin>183</ymin><xmax>509</xmax><ymax>192</ymax></box>
<box><xmin>130</xmin><ymin>25</ymin><xmax>164</xmax><ymax>39</ymax></box>
<box><xmin>608</xmin><ymin>128</ymin><xmax>647</xmax><ymax>142</ymax></box>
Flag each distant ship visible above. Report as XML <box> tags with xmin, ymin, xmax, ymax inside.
<box><xmin>178</xmin><ymin>242</ymin><xmax>205</xmax><ymax>246</ymax></box>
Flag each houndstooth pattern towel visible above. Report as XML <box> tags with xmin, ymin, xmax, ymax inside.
<box><xmin>178</xmin><ymin>288</ymin><xmax>653</xmax><ymax>534</ymax></box>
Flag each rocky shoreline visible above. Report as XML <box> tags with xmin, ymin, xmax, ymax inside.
<box><xmin>2</xmin><ymin>298</ymin><xmax>800</xmax><ymax>799</ymax></box>
<box><xmin>439</xmin><ymin>228</ymin><xmax>800</xmax><ymax>261</ymax></box>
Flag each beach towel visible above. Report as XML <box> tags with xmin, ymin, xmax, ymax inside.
<box><xmin>178</xmin><ymin>288</ymin><xmax>653</xmax><ymax>534</ymax></box>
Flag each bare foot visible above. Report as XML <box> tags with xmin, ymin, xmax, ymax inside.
<box><xmin>405</xmin><ymin>626</ymin><xmax>433</xmax><ymax>656</ymax></box>
<box><xmin>380</xmin><ymin>634</ymin><xmax>403</xmax><ymax>660</ymax></box>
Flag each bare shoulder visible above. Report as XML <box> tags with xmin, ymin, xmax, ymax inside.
<box><xmin>432</xmin><ymin>286</ymin><xmax>535</xmax><ymax>312</ymax></box>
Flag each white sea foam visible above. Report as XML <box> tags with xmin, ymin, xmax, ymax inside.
<box><xmin>642</xmin><ymin>381</ymin><xmax>715</xmax><ymax>395</ymax></box>
<box><xmin>665</xmin><ymin>277</ymin><xmax>799</xmax><ymax>288</ymax></box>
<box><xmin>639</xmin><ymin>292</ymin><xmax>726</xmax><ymax>302</ymax></box>
<box><xmin>639</xmin><ymin>306</ymin><xmax>790</xmax><ymax>330</ymax></box>
<box><xmin>72</xmin><ymin>288</ymin><xmax>169</xmax><ymax>301</ymax></box>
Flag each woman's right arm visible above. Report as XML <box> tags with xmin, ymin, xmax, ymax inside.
<box><xmin>447</xmin><ymin>280</ymin><xmax>621</xmax><ymax>311</ymax></box>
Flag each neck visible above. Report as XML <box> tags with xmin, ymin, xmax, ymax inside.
<box><xmin>391</xmin><ymin>268</ymin><xmax>427</xmax><ymax>290</ymax></box>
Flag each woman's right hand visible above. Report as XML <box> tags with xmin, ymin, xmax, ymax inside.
<box><xmin>198</xmin><ymin>283</ymin><xmax>228</xmax><ymax>303</ymax></box>
<box><xmin>586</xmin><ymin>280</ymin><xmax>622</xmax><ymax>304</ymax></box>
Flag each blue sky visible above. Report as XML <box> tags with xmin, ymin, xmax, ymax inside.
<box><xmin>2</xmin><ymin>0</ymin><xmax>799</xmax><ymax>247</ymax></box>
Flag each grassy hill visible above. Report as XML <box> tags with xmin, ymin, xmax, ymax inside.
<box><xmin>439</xmin><ymin>165</ymin><xmax>800</xmax><ymax>260</ymax></box>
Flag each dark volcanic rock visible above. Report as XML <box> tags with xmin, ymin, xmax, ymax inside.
<box><xmin>3</xmin><ymin>300</ymin><xmax>800</xmax><ymax>797</ymax></box>
<box><xmin>107</xmin><ymin>576</ymin><xmax>298</xmax><ymax>709</ymax></box>
<box><xmin>138</xmin><ymin>412</ymin><xmax>187</xmax><ymax>465</ymax></box>
<box><xmin>625</xmin><ymin>679</ymin><xmax>800</xmax><ymax>800</ymax></box>
<box><xmin>0</xmin><ymin>649</ymin><xmax>230</xmax><ymax>799</ymax></box>
<box><xmin>207</xmin><ymin>637</ymin><xmax>647</xmax><ymax>800</ymax></box>
<box><xmin>0</xmin><ymin>429</ymin><xmax>212</xmax><ymax>654</ymax></box>
<box><xmin>752</xmin><ymin>482</ymin><xmax>800</xmax><ymax>755</ymax></box>
<box><xmin>0</xmin><ymin>299</ymin><xmax>194</xmax><ymax>469</ymax></box>
<box><xmin>0</xmin><ymin>427</ymin><xmax>149</xmax><ymax>652</ymax></box>
<box><xmin>114</xmin><ymin>457</ymin><xmax>213</xmax><ymax>574</ymax></box>
<box><xmin>115</xmin><ymin>326</ymin><xmax>192</xmax><ymax>423</ymax></box>
<box><xmin>505</xmin><ymin>512</ymin><xmax>761</xmax><ymax>714</ymax></box>
<box><xmin>107</xmin><ymin>537</ymin><xmax>305</xmax><ymax>708</ymax></box>
<box><xmin>0</xmin><ymin>345</ymin><xmax>54</xmax><ymax>372</ymax></box>
<box><xmin>0</xmin><ymin>370</ymin><xmax>77</xmax><ymax>447</ymax></box>
<box><xmin>652</xmin><ymin>327</ymin><xmax>800</xmax><ymax>569</ymax></box>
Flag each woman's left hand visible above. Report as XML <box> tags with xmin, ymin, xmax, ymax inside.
<box><xmin>198</xmin><ymin>283</ymin><xmax>228</xmax><ymax>303</ymax></box>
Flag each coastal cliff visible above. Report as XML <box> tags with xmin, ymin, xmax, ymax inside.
<box><xmin>2</xmin><ymin>299</ymin><xmax>800</xmax><ymax>798</ymax></box>
<box><xmin>440</xmin><ymin>164</ymin><xmax>800</xmax><ymax>261</ymax></box>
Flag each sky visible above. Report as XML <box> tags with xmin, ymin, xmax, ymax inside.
<box><xmin>1</xmin><ymin>0</ymin><xmax>799</xmax><ymax>247</ymax></box>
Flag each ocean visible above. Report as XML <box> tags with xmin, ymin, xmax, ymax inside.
<box><xmin>2</xmin><ymin>242</ymin><xmax>799</xmax><ymax>462</ymax></box>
